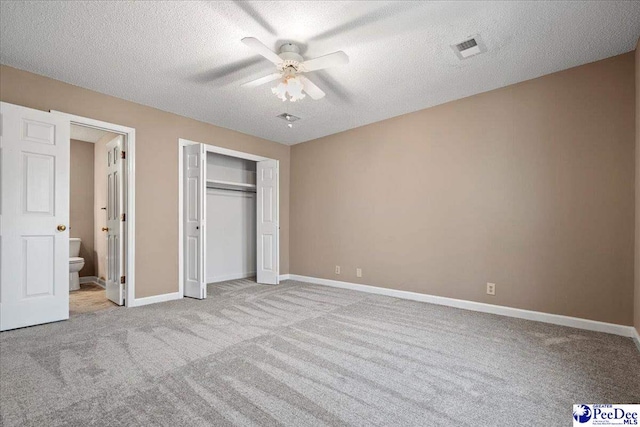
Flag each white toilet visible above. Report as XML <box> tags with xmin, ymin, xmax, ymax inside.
<box><xmin>69</xmin><ymin>238</ymin><xmax>85</xmax><ymax>291</ymax></box>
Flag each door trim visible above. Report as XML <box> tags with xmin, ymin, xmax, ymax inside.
<box><xmin>51</xmin><ymin>111</ymin><xmax>136</xmax><ymax>307</ymax></box>
<box><xmin>178</xmin><ymin>138</ymin><xmax>277</xmax><ymax>296</ymax></box>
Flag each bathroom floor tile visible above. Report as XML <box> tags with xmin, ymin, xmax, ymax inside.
<box><xmin>69</xmin><ymin>283</ymin><xmax>117</xmax><ymax>315</ymax></box>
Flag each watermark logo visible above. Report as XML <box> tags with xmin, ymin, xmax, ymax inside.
<box><xmin>574</xmin><ymin>405</ymin><xmax>592</xmax><ymax>423</ymax></box>
<box><xmin>573</xmin><ymin>404</ymin><xmax>639</xmax><ymax>426</ymax></box>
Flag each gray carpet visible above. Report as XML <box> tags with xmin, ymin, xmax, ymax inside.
<box><xmin>1</xmin><ymin>279</ymin><xmax>639</xmax><ymax>426</ymax></box>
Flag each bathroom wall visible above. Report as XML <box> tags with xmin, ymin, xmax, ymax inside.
<box><xmin>70</xmin><ymin>139</ymin><xmax>95</xmax><ymax>277</ymax></box>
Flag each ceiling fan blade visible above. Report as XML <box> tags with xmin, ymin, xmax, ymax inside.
<box><xmin>241</xmin><ymin>37</ymin><xmax>282</xmax><ymax>65</ymax></box>
<box><xmin>299</xmin><ymin>76</ymin><xmax>325</xmax><ymax>100</ymax></box>
<box><xmin>301</xmin><ymin>51</ymin><xmax>349</xmax><ymax>72</ymax></box>
<box><xmin>234</xmin><ymin>1</ymin><xmax>277</xmax><ymax>36</ymax></box>
<box><xmin>309</xmin><ymin>2</ymin><xmax>424</xmax><ymax>42</ymax></box>
<box><xmin>241</xmin><ymin>73</ymin><xmax>282</xmax><ymax>88</ymax></box>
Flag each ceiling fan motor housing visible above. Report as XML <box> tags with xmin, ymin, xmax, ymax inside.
<box><xmin>278</xmin><ymin>43</ymin><xmax>303</xmax><ymax>64</ymax></box>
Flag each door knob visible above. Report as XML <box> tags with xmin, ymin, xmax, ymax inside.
<box><xmin>101</xmin><ymin>227</ymin><xmax>109</xmax><ymax>232</ymax></box>
<box><xmin>57</xmin><ymin>224</ymin><xmax>67</xmax><ymax>232</ymax></box>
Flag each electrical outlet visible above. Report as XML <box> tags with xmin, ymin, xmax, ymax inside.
<box><xmin>486</xmin><ymin>282</ymin><xmax>496</xmax><ymax>296</ymax></box>
<box><xmin>356</xmin><ymin>268</ymin><xmax>362</xmax><ymax>278</ymax></box>
<box><xmin>335</xmin><ymin>265</ymin><xmax>340</xmax><ymax>275</ymax></box>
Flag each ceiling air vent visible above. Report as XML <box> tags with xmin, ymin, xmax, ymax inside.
<box><xmin>277</xmin><ymin>113</ymin><xmax>300</xmax><ymax>122</ymax></box>
<box><xmin>452</xmin><ymin>35</ymin><xmax>486</xmax><ymax>60</ymax></box>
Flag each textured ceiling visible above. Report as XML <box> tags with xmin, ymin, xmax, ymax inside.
<box><xmin>70</xmin><ymin>124</ymin><xmax>116</xmax><ymax>144</ymax></box>
<box><xmin>1</xmin><ymin>1</ymin><xmax>639</xmax><ymax>145</ymax></box>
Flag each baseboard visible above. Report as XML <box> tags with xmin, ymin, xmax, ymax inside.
<box><xmin>279</xmin><ymin>274</ymin><xmax>291</xmax><ymax>281</ymax></box>
<box><xmin>79</xmin><ymin>277</ymin><xmax>106</xmax><ymax>289</ymax></box>
<box><xmin>286</xmin><ymin>275</ymin><xmax>637</xmax><ymax>339</ymax></box>
<box><xmin>128</xmin><ymin>291</ymin><xmax>183</xmax><ymax>308</ymax></box>
<box><xmin>207</xmin><ymin>272</ymin><xmax>256</xmax><ymax>283</ymax></box>
<box><xmin>79</xmin><ymin>276</ymin><xmax>99</xmax><ymax>285</ymax></box>
<box><xmin>633</xmin><ymin>328</ymin><xmax>640</xmax><ymax>352</ymax></box>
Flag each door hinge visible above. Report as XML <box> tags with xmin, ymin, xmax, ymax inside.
<box><xmin>121</xmin><ymin>213</ymin><xmax>126</xmax><ymax>221</ymax></box>
<box><xmin>120</xmin><ymin>276</ymin><xmax>126</xmax><ymax>284</ymax></box>
<box><xmin>121</xmin><ymin>151</ymin><xmax>126</xmax><ymax>160</ymax></box>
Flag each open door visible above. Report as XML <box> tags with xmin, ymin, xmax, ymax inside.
<box><xmin>256</xmin><ymin>159</ymin><xmax>279</xmax><ymax>285</ymax></box>
<box><xmin>105</xmin><ymin>136</ymin><xmax>125</xmax><ymax>305</ymax></box>
<box><xmin>0</xmin><ymin>102</ymin><xmax>70</xmax><ymax>331</ymax></box>
<box><xmin>183</xmin><ymin>143</ymin><xmax>206</xmax><ymax>299</ymax></box>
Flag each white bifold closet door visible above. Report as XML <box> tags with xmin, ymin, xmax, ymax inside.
<box><xmin>183</xmin><ymin>143</ymin><xmax>206</xmax><ymax>299</ymax></box>
<box><xmin>183</xmin><ymin>143</ymin><xmax>279</xmax><ymax>297</ymax></box>
<box><xmin>0</xmin><ymin>102</ymin><xmax>71</xmax><ymax>331</ymax></box>
<box><xmin>256</xmin><ymin>159</ymin><xmax>279</xmax><ymax>285</ymax></box>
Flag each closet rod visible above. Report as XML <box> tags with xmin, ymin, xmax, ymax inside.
<box><xmin>206</xmin><ymin>185</ymin><xmax>256</xmax><ymax>194</ymax></box>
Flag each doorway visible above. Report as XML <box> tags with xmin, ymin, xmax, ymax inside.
<box><xmin>68</xmin><ymin>124</ymin><xmax>125</xmax><ymax>314</ymax></box>
<box><xmin>178</xmin><ymin>139</ymin><xmax>280</xmax><ymax>300</ymax></box>
<box><xmin>0</xmin><ymin>102</ymin><xmax>136</xmax><ymax>331</ymax></box>
<box><xmin>58</xmin><ymin>112</ymin><xmax>136</xmax><ymax>311</ymax></box>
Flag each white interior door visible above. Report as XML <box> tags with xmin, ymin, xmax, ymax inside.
<box><xmin>183</xmin><ymin>143</ymin><xmax>206</xmax><ymax>299</ymax></box>
<box><xmin>0</xmin><ymin>102</ymin><xmax>70</xmax><ymax>331</ymax></box>
<box><xmin>256</xmin><ymin>159</ymin><xmax>279</xmax><ymax>285</ymax></box>
<box><xmin>105</xmin><ymin>136</ymin><xmax>124</xmax><ymax>305</ymax></box>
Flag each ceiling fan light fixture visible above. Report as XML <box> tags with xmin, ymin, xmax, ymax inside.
<box><xmin>272</xmin><ymin>81</ymin><xmax>288</xmax><ymax>101</ymax></box>
<box><xmin>272</xmin><ymin>75</ymin><xmax>306</xmax><ymax>102</ymax></box>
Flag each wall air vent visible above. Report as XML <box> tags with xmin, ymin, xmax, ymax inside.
<box><xmin>277</xmin><ymin>113</ymin><xmax>300</xmax><ymax>122</ymax></box>
<box><xmin>452</xmin><ymin>35</ymin><xmax>486</xmax><ymax>60</ymax></box>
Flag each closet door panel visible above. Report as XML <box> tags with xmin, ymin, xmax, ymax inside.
<box><xmin>256</xmin><ymin>159</ymin><xmax>279</xmax><ymax>285</ymax></box>
<box><xmin>183</xmin><ymin>144</ymin><xmax>205</xmax><ymax>299</ymax></box>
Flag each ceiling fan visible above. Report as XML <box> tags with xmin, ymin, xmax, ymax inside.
<box><xmin>240</xmin><ymin>37</ymin><xmax>349</xmax><ymax>102</ymax></box>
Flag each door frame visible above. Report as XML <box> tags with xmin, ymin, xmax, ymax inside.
<box><xmin>52</xmin><ymin>111</ymin><xmax>136</xmax><ymax>307</ymax></box>
<box><xmin>177</xmin><ymin>138</ymin><xmax>279</xmax><ymax>296</ymax></box>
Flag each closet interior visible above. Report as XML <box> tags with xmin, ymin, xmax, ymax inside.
<box><xmin>206</xmin><ymin>152</ymin><xmax>257</xmax><ymax>283</ymax></box>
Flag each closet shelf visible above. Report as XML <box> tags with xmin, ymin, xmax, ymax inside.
<box><xmin>206</xmin><ymin>179</ymin><xmax>256</xmax><ymax>190</ymax></box>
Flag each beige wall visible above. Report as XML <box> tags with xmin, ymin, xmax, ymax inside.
<box><xmin>291</xmin><ymin>53</ymin><xmax>635</xmax><ymax>326</ymax></box>
<box><xmin>635</xmin><ymin>39</ymin><xmax>640</xmax><ymax>336</ymax></box>
<box><xmin>2</xmin><ymin>52</ymin><xmax>636</xmax><ymax>326</ymax></box>
<box><xmin>70</xmin><ymin>139</ymin><xmax>95</xmax><ymax>277</ymax></box>
<box><xmin>0</xmin><ymin>65</ymin><xmax>291</xmax><ymax>298</ymax></box>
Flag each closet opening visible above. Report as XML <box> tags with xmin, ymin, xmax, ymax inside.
<box><xmin>206</xmin><ymin>153</ymin><xmax>257</xmax><ymax>284</ymax></box>
<box><xmin>178</xmin><ymin>140</ymin><xmax>280</xmax><ymax>300</ymax></box>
